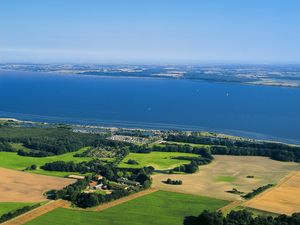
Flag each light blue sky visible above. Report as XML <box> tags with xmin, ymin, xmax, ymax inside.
<box><xmin>1</xmin><ymin>0</ymin><xmax>300</xmax><ymax>64</ymax></box>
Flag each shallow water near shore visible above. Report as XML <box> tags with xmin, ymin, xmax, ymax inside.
<box><xmin>1</xmin><ymin>71</ymin><xmax>300</xmax><ymax>144</ymax></box>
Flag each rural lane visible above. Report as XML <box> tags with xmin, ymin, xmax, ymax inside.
<box><xmin>2</xmin><ymin>200</ymin><xmax>70</xmax><ymax>225</ymax></box>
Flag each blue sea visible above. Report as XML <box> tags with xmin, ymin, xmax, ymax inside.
<box><xmin>1</xmin><ymin>71</ymin><xmax>300</xmax><ymax>144</ymax></box>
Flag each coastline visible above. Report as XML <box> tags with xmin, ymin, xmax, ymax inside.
<box><xmin>1</xmin><ymin>70</ymin><xmax>300</xmax><ymax>145</ymax></box>
<box><xmin>1</xmin><ymin>117</ymin><xmax>299</xmax><ymax>147</ymax></box>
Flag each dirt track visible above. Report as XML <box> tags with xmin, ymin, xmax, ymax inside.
<box><xmin>243</xmin><ymin>171</ymin><xmax>300</xmax><ymax>215</ymax></box>
<box><xmin>219</xmin><ymin>201</ymin><xmax>243</xmax><ymax>214</ymax></box>
<box><xmin>2</xmin><ymin>200</ymin><xmax>70</xmax><ymax>225</ymax></box>
<box><xmin>0</xmin><ymin>168</ymin><xmax>74</xmax><ymax>202</ymax></box>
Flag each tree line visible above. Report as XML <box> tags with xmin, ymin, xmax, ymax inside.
<box><xmin>129</xmin><ymin>143</ymin><xmax>214</xmax><ymax>173</ymax></box>
<box><xmin>166</xmin><ymin>134</ymin><xmax>300</xmax><ymax>162</ymax></box>
<box><xmin>243</xmin><ymin>184</ymin><xmax>273</xmax><ymax>199</ymax></box>
<box><xmin>171</xmin><ymin>156</ymin><xmax>212</xmax><ymax>173</ymax></box>
<box><xmin>41</xmin><ymin>159</ymin><xmax>153</xmax><ymax>184</ymax></box>
<box><xmin>0</xmin><ymin>203</ymin><xmax>41</xmax><ymax>223</ymax></box>
<box><xmin>164</xmin><ymin>178</ymin><xmax>183</xmax><ymax>185</ymax></box>
<box><xmin>184</xmin><ymin>210</ymin><xmax>300</xmax><ymax>225</ymax></box>
<box><xmin>42</xmin><ymin>160</ymin><xmax>120</xmax><ymax>180</ymax></box>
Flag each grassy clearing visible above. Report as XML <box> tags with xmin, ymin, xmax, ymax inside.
<box><xmin>232</xmin><ymin>206</ymin><xmax>279</xmax><ymax>217</ymax></box>
<box><xmin>118</xmin><ymin>152</ymin><xmax>198</xmax><ymax>170</ymax></box>
<box><xmin>0</xmin><ymin>202</ymin><xmax>37</xmax><ymax>216</ymax></box>
<box><xmin>10</xmin><ymin>143</ymin><xmax>33</xmax><ymax>152</ymax></box>
<box><xmin>94</xmin><ymin>190</ymin><xmax>107</xmax><ymax>195</ymax></box>
<box><xmin>26</xmin><ymin>191</ymin><xmax>229</xmax><ymax>225</ymax></box>
<box><xmin>164</xmin><ymin>141</ymin><xmax>211</xmax><ymax>148</ymax></box>
<box><xmin>0</xmin><ymin>147</ymin><xmax>90</xmax><ymax>177</ymax></box>
<box><xmin>215</xmin><ymin>176</ymin><xmax>237</xmax><ymax>182</ymax></box>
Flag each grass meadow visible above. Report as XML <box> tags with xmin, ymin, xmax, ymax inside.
<box><xmin>118</xmin><ymin>151</ymin><xmax>199</xmax><ymax>170</ymax></box>
<box><xmin>26</xmin><ymin>191</ymin><xmax>229</xmax><ymax>225</ymax></box>
<box><xmin>0</xmin><ymin>146</ymin><xmax>90</xmax><ymax>177</ymax></box>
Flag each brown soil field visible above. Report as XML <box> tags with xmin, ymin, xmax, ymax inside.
<box><xmin>243</xmin><ymin>171</ymin><xmax>300</xmax><ymax>215</ymax></box>
<box><xmin>0</xmin><ymin>168</ymin><xmax>74</xmax><ymax>202</ymax></box>
<box><xmin>152</xmin><ymin>155</ymin><xmax>300</xmax><ymax>201</ymax></box>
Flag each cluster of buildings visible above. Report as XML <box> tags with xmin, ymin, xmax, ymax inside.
<box><xmin>67</xmin><ymin>174</ymin><xmax>141</xmax><ymax>194</ymax></box>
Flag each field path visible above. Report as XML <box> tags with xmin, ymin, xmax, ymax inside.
<box><xmin>89</xmin><ymin>188</ymin><xmax>158</xmax><ymax>212</ymax></box>
<box><xmin>243</xmin><ymin>171</ymin><xmax>300</xmax><ymax>215</ymax></box>
<box><xmin>2</xmin><ymin>200</ymin><xmax>70</xmax><ymax>225</ymax></box>
<box><xmin>244</xmin><ymin>171</ymin><xmax>297</xmax><ymax>204</ymax></box>
<box><xmin>273</xmin><ymin>171</ymin><xmax>298</xmax><ymax>188</ymax></box>
<box><xmin>219</xmin><ymin>200</ymin><xmax>243</xmax><ymax>214</ymax></box>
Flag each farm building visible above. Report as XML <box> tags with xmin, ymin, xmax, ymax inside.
<box><xmin>89</xmin><ymin>181</ymin><xmax>97</xmax><ymax>188</ymax></box>
<box><xmin>68</xmin><ymin>175</ymin><xmax>85</xmax><ymax>180</ymax></box>
<box><xmin>117</xmin><ymin>178</ymin><xmax>140</xmax><ymax>186</ymax></box>
<box><xmin>94</xmin><ymin>175</ymin><xmax>104</xmax><ymax>180</ymax></box>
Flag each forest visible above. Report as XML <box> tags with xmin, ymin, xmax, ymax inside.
<box><xmin>0</xmin><ymin>127</ymin><xmax>130</xmax><ymax>156</ymax></box>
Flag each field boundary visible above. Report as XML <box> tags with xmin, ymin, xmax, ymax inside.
<box><xmin>74</xmin><ymin>188</ymin><xmax>159</xmax><ymax>212</ymax></box>
<box><xmin>2</xmin><ymin>200</ymin><xmax>70</xmax><ymax>225</ymax></box>
<box><xmin>219</xmin><ymin>200</ymin><xmax>243</xmax><ymax>214</ymax></box>
<box><xmin>243</xmin><ymin>171</ymin><xmax>299</xmax><ymax>215</ymax></box>
<box><xmin>244</xmin><ymin>171</ymin><xmax>297</xmax><ymax>204</ymax></box>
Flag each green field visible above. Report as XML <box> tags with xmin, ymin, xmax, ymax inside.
<box><xmin>0</xmin><ymin>202</ymin><xmax>36</xmax><ymax>216</ymax></box>
<box><xmin>26</xmin><ymin>191</ymin><xmax>229</xmax><ymax>225</ymax></box>
<box><xmin>0</xmin><ymin>147</ymin><xmax>91</xmax><ymax>177</ymax></box>
<box><xmin>118</xmin><ymin>152</ymin><xmax>199</xmax><ymax>170</ymax></box>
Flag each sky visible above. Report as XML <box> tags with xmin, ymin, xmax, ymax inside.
<box><xmin>1</xmin><ymin>0</ymin><xmax>300</xmax><ymax>64</ymax></box>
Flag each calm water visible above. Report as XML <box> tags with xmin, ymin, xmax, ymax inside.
<box><xmin>1</xmin><ymin>71</ymin><xmax>300</xmax><ymax>144</ymax></box>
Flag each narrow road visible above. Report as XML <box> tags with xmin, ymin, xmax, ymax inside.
<box><xmin>219</xmin><ymin>200</ymin><xmax>243</xmax><ymax>214</ymax></box>
<box><xmin>2</xmin><ymin>200</ymin><xmax>70</xmax><ymax>225</ymax></box>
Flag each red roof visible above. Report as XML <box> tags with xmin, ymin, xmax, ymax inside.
<box><xmin>89</xmin><ymin>181</ymin><xmax>97</xmax><ymax>187</ymax></box>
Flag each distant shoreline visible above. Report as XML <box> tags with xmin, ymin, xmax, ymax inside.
<box><xmin>0</xmin><ymin>68</ymin><xmax>299</xmax><ymax>89</ymax></box>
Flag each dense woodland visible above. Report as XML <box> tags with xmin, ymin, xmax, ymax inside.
<box><xmin>0</xmin><ymin>127</ymin><xmax>130</xmax><ymax>156</ymax></box>
<box><xmin>0</xmin><ymin>141</ymin><xmax>14</xmax><ymax>152</ymax></box>
<box><xmin>184</xmin><ymin>210</ymin><xmax>300</xmax><ymax>225</ymax></box>
<box><xmin>167</xmin><ymin>134</ymin><xmax>300</xmax><ymax>162</ymax></box>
